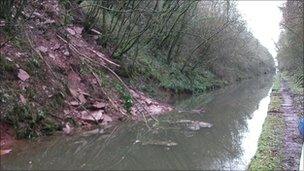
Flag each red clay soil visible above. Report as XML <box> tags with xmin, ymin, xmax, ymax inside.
<box><xmin>281</xmin><ymin>80</ymin><xmax>303</xmax><ymax>170</ymax></box>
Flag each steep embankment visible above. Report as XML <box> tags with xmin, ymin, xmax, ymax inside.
<box><xmin>0</xmin><ymin>0</ymin><xmax>171</xmax><ymax>153</ymax></box>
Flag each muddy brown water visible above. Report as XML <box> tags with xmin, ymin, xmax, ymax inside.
<box><xmin>1</xmin><ymin>76</ymin><xmax>274</xmax><ymax>170</ymax></box>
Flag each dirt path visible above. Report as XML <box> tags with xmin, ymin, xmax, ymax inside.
<box><xmin>281</xmin><ymin>80</ymin><xmax>302</xmax><ymax>170</ymax></box>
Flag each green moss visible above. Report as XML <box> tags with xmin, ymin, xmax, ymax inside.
<box><xmin>25</xmin><ymin>87</ymin><xmax>37</xmax><ymax>100</ymax></box>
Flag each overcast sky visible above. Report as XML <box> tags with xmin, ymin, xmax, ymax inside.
<box><xmin>236</xmin><ymin>1</ymin><xmax>285</xmax><ymax>59</ymax></box>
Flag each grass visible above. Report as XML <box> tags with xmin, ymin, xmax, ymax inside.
<box><xmin>249</xmin><ymin>115</ymin><xmax>285</xmax><ymax>170</ymax></box>
<box><xmin>249</xmin><ymin>74</ymin><xmax>285</xmax><ymax>170</ymax></box>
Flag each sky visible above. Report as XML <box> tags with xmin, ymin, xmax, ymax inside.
<box><xmin>236</xmin><ymin>1</ymin><xmax>285</xmax><ymax>60</ymax></box>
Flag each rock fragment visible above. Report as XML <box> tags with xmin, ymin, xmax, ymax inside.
<box><xmin>18</xmin><ymin>69</ymin><xmax>30</xmax><ymax>81</ymax></box>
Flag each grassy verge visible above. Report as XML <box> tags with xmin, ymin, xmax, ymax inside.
<box><xmin>249</xmin><ymin>75</ymin><xmax>285</xmax><ymax>170</ymax></box>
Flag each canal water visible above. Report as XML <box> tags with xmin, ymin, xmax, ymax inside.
<box><xmin>0</xmin><ymin>75</ymin><xmax>274</xmax><ymax>170</ymax></box>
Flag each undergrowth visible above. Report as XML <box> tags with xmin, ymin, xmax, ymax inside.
<box><xmin>123</xmin><ymin>48</ymin><xmax>225</xmax><ymax>97</ymax></box>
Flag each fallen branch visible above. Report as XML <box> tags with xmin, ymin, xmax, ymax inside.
<box><xmin>89</xmin><ymin>48</ymin><xmax>120</xmax><ymax>67</ymax></box>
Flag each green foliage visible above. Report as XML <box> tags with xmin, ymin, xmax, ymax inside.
<box><xmin>277</xmin><ymin>1</ymin><xmax>303</xmax><ymax>88</ymax></box>
<box><xmin>0</xmin><ymin>56</ymin><xmax>15</xmax><ymax>74</ymax></box>
<box><xmin>124</xmin><ymin>47</ymin><xmax>223</xmax><ymax>94</ymax></box>
<box><xmin>0</xmin><ymin>80</ymin><xmax>63</xmax><ymax>139</ymax></box>
<box><xmin>3</xmin><ymin>104</ymin><xmax>60</xmax><ymax>139</ymax></box>
<box><xmin>25</xmin><ymin>57</ymin><xmax>45</xmax><ymax>80</ymax></box>
<box><xmin>115</xmin><ymin>84</ymin><xmax>133</xmax><ymax>113</ymax></box>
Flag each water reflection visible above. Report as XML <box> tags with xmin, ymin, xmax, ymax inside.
<box><xmin>1</xmin><ymin>76</ymin><xmax>274</xmax><ymax>170</ymax></box>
